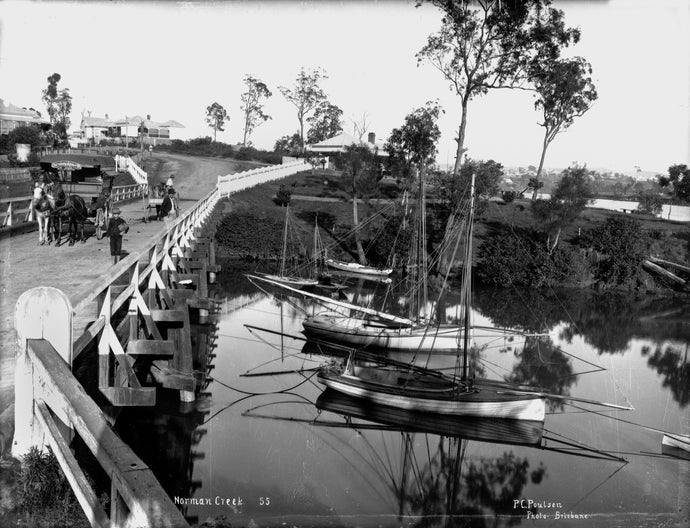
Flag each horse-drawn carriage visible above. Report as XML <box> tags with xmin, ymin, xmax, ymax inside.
<box><xmin>39</xmin><ymin>158</ymin><xmax>115</xmax><ymax>243</ymax></box>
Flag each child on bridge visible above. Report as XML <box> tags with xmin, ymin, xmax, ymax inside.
<box><xmin>107</xmin><ymin>208</ymin><xmax>129</xmax><ymax>264</ymax></box>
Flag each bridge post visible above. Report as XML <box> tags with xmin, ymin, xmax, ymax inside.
<box><xmin>13</xmin><ymin>287</ymin><xmax>73</xmax><ymax>458</ymax></box>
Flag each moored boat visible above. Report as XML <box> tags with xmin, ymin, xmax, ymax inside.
<box><xmin>303</xmin><ymin>313</ymin><xmax>462</xmax><ymax>350</ymax></box>
<box><xmin>326</xmin><ymin>258</ymin><xmax>393</xmax><ymax>276</ymax></box>
<box><xmin>315</xmin><ymin>388</ymin><xmax>545</xmax><ymax>445</ymax></box>
<box><xmin>317</xmin><ymin>173</ymin><xmax>547</xmax><ymax>422</ymax></box>
<box><xmin>318</xmin><ymin>359</ymin><xmax>546</xmax><ymax>421</ymax></box>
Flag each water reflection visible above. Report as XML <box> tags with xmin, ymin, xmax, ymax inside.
<box><xmin>114</xmin><ymin>264</ymin><xmax>689</xmax><ymax>526</ymax></box>
<box><xmin>115</xmin><ymin>394</ymin><xmax>209</xmax><ymax>526</ymax></box>
<box><xmin>246</xmin><ymin>390</ymin><xmax>546</xmax><ymax>526</ymax></box>
<box><xmin>504</xmin><ymin>337</ymin><xmax>576</xmax><ymax>412</ymax></box>
<box><xmin>641</xmin><ymin>344</ymin><xmax>690</xmax><ymax>408</ymax></box>
<box><xmin>473</xmin><ymin>287</ymin><xmax>690</xmax><ymax>355</ymax></box>
<box><xmin>243</xmin><ymin>389</ymin><xmax>628</xmax><ymax>527</ymax></box>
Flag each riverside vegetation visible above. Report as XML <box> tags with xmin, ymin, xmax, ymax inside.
<box><xmin>216</xmin><ymin>166</ymin><xmax>689</xmax><ymax>294</ymax></box>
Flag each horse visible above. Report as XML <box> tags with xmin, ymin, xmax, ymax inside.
<box><xmin>43</xmin><ymin>181</ymin><xmax>67</xmax><ymax>245</ymax></box>
<box><xmin>33</xmin><ymin>193</ymin><xmax>54</xmax><ymax>245</ymax></box>
<box><xmin>53</xmin><ymin>195</ymin><xmax>88</xmax><ymax>246</ymax></box>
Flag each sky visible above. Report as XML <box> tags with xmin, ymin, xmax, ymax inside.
<box><xmin>0</xmin><ymin>0</ymin><xmax>688</xmax><ymax>174</ymax></box>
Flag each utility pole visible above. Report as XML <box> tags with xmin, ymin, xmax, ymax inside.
<box><xmin>139</xmin><ymin>119</ymin><xmax>145</xmax><ymax>164</ymax></box>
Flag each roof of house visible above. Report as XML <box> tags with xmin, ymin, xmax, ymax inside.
<box><xmin>159</xmin><ymin>119</ymin><xmax>185</xmax><ymax>128</ymax></box>
<box><xmin>81</xmin><ymin>116</ymin><xmax>116</xmax><ymax>128</ymax></box>
<box><xmin>115</xmin><ymin>116</ymin><xmax>185</xmax><ymax>128</ymax></box>
<box><xmin>309</xmin><ymin>131</ymin><xmax>388</xmax><ymax>155</ymax></box>
<box><xmin>0</xmin><ymin>99</ymin><xmax>50</xmax><ymax>124</ymax></box>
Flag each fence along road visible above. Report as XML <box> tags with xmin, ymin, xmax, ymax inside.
<box><xmin>1</xmin><ymin>157</ymin><xmax>310</xmax><ymax>527</ymax></box>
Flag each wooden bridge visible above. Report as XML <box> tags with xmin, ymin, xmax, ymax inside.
<box><xmin>2</xmin><ymin>157</ymin><xmax>311</xmax><ymax>527</ymax></box>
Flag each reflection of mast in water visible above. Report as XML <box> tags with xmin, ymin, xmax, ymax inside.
<box><xmin>314</xmin><ymin>388</ymin><xmax>546</xmax><ymax>524</ymax></box>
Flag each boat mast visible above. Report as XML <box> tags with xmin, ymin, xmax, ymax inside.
<box><xmin>461</xmin><ymin>173</ymin><xmax>476</xmax><ymax>381</ymax></box>
<box><xmin>415</xmin><ymin>167</ymin><xmax>428</xmax><ymax>321</ymax></box>
<box><xmin>280</xmin><ymin>204</ymin><xmax>290</xmax><ymax>278</ymax></box>
<box><xmin>313</xmin><ymin>215</ymin><xmax>319</xmax><ymax>277</ymax></box>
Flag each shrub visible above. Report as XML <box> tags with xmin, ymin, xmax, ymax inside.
<box><xmin>476</xmin><ymin>231</ymin><xmax>590</xmax><ymax>288</ymax></box>
<box><xmin>275</xmin><ymin>184</ymin><xmax>293</xmax><ymax>206</ymax></box>
<box><xmin>6</xmin><ymin>126</ymin><xmax>43</xmax><ymax>149</ymax></box>
<box><xmin>580</xmin><ymin>216</ymin><xmax>648</xmax><ymax>286</ymax></box>
<box><xmin>14</xmin><ymin>447</ymin><xmax>90</xmax><ymax>527</ymax></box>
<box><xmin>365</xmin><ymin>213</ymin><xmax>412</xmax><ymax>269</ymax></box>
<box><xmin>216</xmin><ymin>212</ymin><xmax>285</xmax><ymax>258</ymax></box>
<box><xmin>636</xmin><ymin>190</ymin><xmax>663</xmax><ymax>215</ymax></box>
<box><xmin>502</xmin><ymin>190</ymin><xmax>518</xmax><ymax>203</ymax></box>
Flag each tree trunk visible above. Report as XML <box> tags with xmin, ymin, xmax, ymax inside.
<box><xmin>298</xmin><ymin>109</ymin><xmax>305</xmax><ymax>153</ymax></box>
<box><xmin>532</xmin><ymin>130</ymin><xmax>549</xmax><ymax>201</ymax></box>
<box><xmin>352</xmin><ymin>192</ymin><xmax>367</xmax><ymax>265</ymax></box>
<box><xmin>443</xmin><ymin>97</ymin><xmax>469</xmax><ymax>273</ymax></box>
<box><xmin>452</xmin><ymin>98</ymin><xmax>469</xmax><ymax>176</ymax></box>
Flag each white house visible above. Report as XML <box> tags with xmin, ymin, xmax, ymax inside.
<box><xmin>80</xmin><ymin>114</ymin><xmax>117</xmax><ymax>143</ymax></box>
<box><xmin>309</xmin><ymin>131</ymin><xmax>387</xmax><ymax>155</ymax></box>
<box><xmin>114</xmin><ymin>115</ymin><xmax>185</xmax><ymax>146</ymax></box>
<box><xmin>0</xmin><ymin>98</ymin><xmax>50</xmax><ymax>135</ymax></box>
<box><xmin>79</xmin><ymin>113</ymin><xmax>185</xmax><ymax>145</ymax></box>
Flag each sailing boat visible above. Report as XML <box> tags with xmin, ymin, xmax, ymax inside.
<box><xmin>302</xmin><ymin>173</ymin><xmax>462</xmax><ymax>350</ymax></box>
<box><xmin>316</xmin><ymin>173</ymin><xmax>547</xmax><ymax>421</ymax></box>
<box><xmin>255</xmin><ymin>204</ymin><xmax>321</xmax><ymax>289</ymax></box>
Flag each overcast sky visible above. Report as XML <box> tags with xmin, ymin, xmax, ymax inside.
<box><xmin>1</xmin><ymin>0</ymin><xmax>688</xmax><ymax>173</ymax></box>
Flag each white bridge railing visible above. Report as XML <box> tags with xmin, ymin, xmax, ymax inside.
<box><xmin>1</xmin><ymin>195</ymin><xmax>34</xmax><ymax>227</ymax></box>
<box><xmin>217</xmin><ymin>160</ymin><xmax>312</xmax><ymax>197</ymax></box>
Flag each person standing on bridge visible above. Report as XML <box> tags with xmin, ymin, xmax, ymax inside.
<box><xmin>107</xmin><ymin>207</ymin><xmax>129</xmax><ymax>264</ymax></box>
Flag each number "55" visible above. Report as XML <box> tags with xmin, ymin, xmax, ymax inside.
<box><xmin>259</xmin><ymin>497</ymin><xmax>270</xmax><ymax>506</ymax></box>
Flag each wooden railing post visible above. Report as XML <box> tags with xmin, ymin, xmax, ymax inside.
<box><xmin>13</xmin><ymin>287</ymin><xmax>73</xmax><ymax>457</ymax></box>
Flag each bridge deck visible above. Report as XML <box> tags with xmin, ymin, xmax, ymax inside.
<box><xmin>0</xmin><ymin>153</ymin><xmax>241</xmax><ymax>448</ymax></box>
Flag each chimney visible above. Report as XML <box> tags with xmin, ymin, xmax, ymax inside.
<box><xmin>105</xmin><ymin>113</ymin><xmax>109</xmax><ymax>120</ymax></box>
<box><xmin>368</xmin><ymin>132</ymin><xmax>376</xmax><ymax>144</ymax></box>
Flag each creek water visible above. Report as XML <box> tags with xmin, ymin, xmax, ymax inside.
<box><xmin>115</xmin><ymin>262</ymin><xmax>689</xmax><ymax>527</ymax></box>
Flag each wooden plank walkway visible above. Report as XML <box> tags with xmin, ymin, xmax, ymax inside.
<box><xmin>0</xmin><ymin>153</ymin><xmax>240</xmax><ymax>454</ymax></box>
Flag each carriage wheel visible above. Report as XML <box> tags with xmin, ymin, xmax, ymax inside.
<box><xmin>96</xmin><ymin>208</ymin><xmax>105</xmax><ymax>239</ymax></box>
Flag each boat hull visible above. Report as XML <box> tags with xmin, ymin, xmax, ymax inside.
<box><xmin>326</xmin><ymin>259</ymin><xmax>392</xmax><ymax>276</ymax></box>
<box><xmin>318</xmin><ymin>370</ymin><xmax>546</xmax><ymax>422</ymax></box>
<box><xmin>303</xmin><ymin>314</ymin><xmax>462</xmax><ymax>351</ymax></box>
<box><xmin>316</xmin><ymin>388</ymin><xmax>545</xmax><ymax>445</ymax></box>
